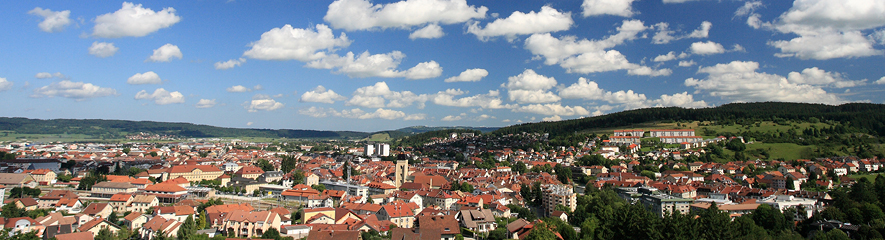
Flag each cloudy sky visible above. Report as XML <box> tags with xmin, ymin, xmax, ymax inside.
<box><xmin>2</xmin><ymin>0</ymin><xmax>884</xmax><ymax>132</ymax></box>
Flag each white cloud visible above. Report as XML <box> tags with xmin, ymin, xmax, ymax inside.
<box><xmin>324</xmin><ymin>0</ymin><xmax>487</xmax><ymax>31</ymax></box>
<box><xmin>196</xmin><ymin>99</ymin><xmax>216</xmax><ymax>108</ymax></box>
<box><xmin>307</xmin><ymin>51</ymin><xmax>441</xmax><ymax>79</ymax></box>
<box><xmin>653</xmin><ymin>51</ymin><xmax>678</xmax><ymax>62</ymax></box>
<box><xmin>514</xmin><ymin>104</ymin><xmax>590</xmax><ymax>116</ymax></box>
<box><xmin>127</xmin><ymin>71</ymin><xmax>162</xmax><ymax>85</ymax></box>
<box><xmin>246</xmin><ymin>122</ymin><xmax>254</xmax><ymax>126</ymax></box>
<box><xmin>502</xmin><ymin>69</ymin><xmax>560</xmax><ymax>103</ymax></box>
<box><xmin>432</xmin><ymin>89</ymin><xmax>513</xmax><ymax>109</ymax></box>
<box><xmin>35</xmin><ymin>72</ymin><xmax>66</xmax><ymax>79</ymax></box>
<box><xmin>89</xmin><ymin>42</ymin><xmax>118</xmax><ymax>58</ymax></box>
<box><xmin>525</xmin><ymin>20</ymin><xmax>669</xmax><ymax>76</ymax></box>
<box><xmin>678</xmin><ymin>60</ymin><xmax>696</xmax><ymax>67</ymax></box>
<box><xmin>769</xmin><ymin>31</ymin><xmax>881</xmax><ymax>59</ymax></box>
<box><xmin>244</xmin><ymin>24</ymin><xmax>351</xmax><ymax>61</ymax></box>
<box><xmin>542</xmin><ymin>115</ymin><xmax>562</xmax><ymax>122</ymax></box>
<box><xmin>876</xmin><ymin>76</ymin><xmax>885</xmax><ymax>85</ymax></box>
<box><xmin>467</xmin><ymin>6</ymin><xmax>573</xmax><ymax>41</ymax></box>
<box><xmin>689</xmin><ymin>41</ymin><xmax>726</xmax><ymax>55</ymax></box>
<box><xmin>300</xmin><ymin>85</ymin><xmax>347</xmax><ymax>104</ymax></box>
<box><xmin>441</xmin><ymin>114</ymin><xmax>463</xmax><ymax>121</ymax></box>
<box><xmin>0</xmin><ymin>78</ymin><xmax>12</xmax><ymax>92</ymax></box>
<box><xmin>582</xmin><ymin>0</ymin><xmax>637</xmax><ymax>17</ymax></box>
<box><xmin>649</xmin><ymin>92</ymin><xmax>708</xmax><ymax>108</ymax></box>
<box><xmin>503</xmin><ymin>69</ymin><xmax>557</xmax><ymax>91</ymax></box>
<box><xmin>346</xmin><ymin>82</ymin><xmax>429</xmax><ymax>108</ymax></box>
<box><xmin>92</xmin><ymin>2</ymin><xmax>180</xmax><ymax>38</ymax></box>
<box><xmin>215</xmin><ymin>58</ymin><xmax>246</xmax><ymax>70</ymax></box>
<box><xmin>135</xmin><ymin>88</ymin><xmax>184</xmax><ymax>105</ymax></box>
<box><xmin>226</xmin><ymin>85</ymin><xmax>252</xmax><ymax>93</ymax></box>
<box><xmin>409</xmin><ymin>24</ymin><xmax>444</xmax><ymax>39</ymax></box>
<box><xmin>735</xmin><ymin>1</ymin><xmax>763</xmax><ymax>17</ymax></box>
<box><xmin>28</xmin><ymin>7</ymin><xmax>71</xmax><ymax>33</ymax></box>
<box><xmin>653</xmin><ymin>21</ymin><xmax>712</xmax><ymax>44</ymax></box>
<box><xmin>299</xmin><ymin>106</ymin><xmax>423</xmax><ymax>120</ymax></box>
<box><xmin>445</xmin><ymin>68</ymin><xmax>488</xmax><ymax>82</ymax></box>
<box><xmin>33</xmin><ymin>80</ymin><xmax>117</xmax><ymax>99</ymax></box>
<box><xmin>558</xmin><ymin>77</ymin><xmax>605</xmax><ymax>99</ymax></box>
<box><xmin>766</xmin><ymin>0</ymin><xmax>885</xmax><ymax>59</ymax></box>
<box><xmin>663</xmin><ymin>0</ymin><xmax>701</xmax><ymax>3</ymax></box>
<box><xmin>786</xmin><ymin>67</ymin><xmax>865</xmax><ymax>88</ymax></box>
<box><xmin>147</xmin><ymin>44</ymin><xmax>182</xmax><ymax>62</ymax></box>
<box><xmin>245</xmin><ymin>94</ymin><xmax>284</xmax><ymax>112</ymax></box>
<box><xmin>476</xmin><ymin>114</ymin><xmax>494</xmax><ymax>121</ymax></box>
<box><xmin>685</xmin><ymin>61</ymin><xmax>845</xmax><ymax>104</ymax></box>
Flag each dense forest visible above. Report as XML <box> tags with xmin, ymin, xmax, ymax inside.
<box><xmin>493</xmin><ymin>102</ymin><xmax>885</xmax><ymax>138</ymax></box>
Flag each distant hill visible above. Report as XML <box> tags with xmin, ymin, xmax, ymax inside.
<box><xmin>394</xmin><ymin>126</ymin><xmax>499</xmax><ymax>134</ymax></box>
<box><xmin>493</xmin><ymin>102</ymin><xmax>885</xmax><ymax>138</ymax></box>
<box><xmin>0</xmin><ymin>117</ymin><xmax>371</xmax><ymax>140</ymax></box>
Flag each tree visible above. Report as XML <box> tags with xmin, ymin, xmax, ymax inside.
<box><xmin>726</xmin><ymin>139</ymin><xmax>746</xmax><ymax>152</ymax></box>
<box><xmin>257</xmin><ymin>159</ymin><xmax>275</xmax><ymax>172</ymax></box>
<box><xmin>95</xmin><ymin>227</ymin><xmax>115</xmax><ymax>240</ymax></box>
<box><xmin>261</xmin><ymin>227</ymin><xmax>282</xmax><ymax>240</ymax></box>
<box><xmin>311</xmin><ymin>184</ymin><xmax>326</xmax><ymax>192</ymax></box>
<box><xmin>461</xmin><ymin>182</ymin><xmax>474</xmax><ymax>193</ymax></box>
<box><xmin>177</xmin><ymin>215</ymin><xmax>197</xmax><ymax>240</ymax></box>
<box><xmin>1</xmin><ymin>203</ymin><xmax>24</xmax><ymax>218</ymax></box>
<box><xmin>107</xmin><ymin>212</ymin><xmax>119</xmax><ymax>225</ymax></box>
<box><xmin>9</xmin><ymin>187</ymin><xmax>40</xmax><ymax>198</ymax></box>
<box><xmin>197</xmin><ymin>210</ymin><xmax>208</xmax><ymax>230</ymax></box>
<box><xmin>524</xmin><ymin>222</ymin><xmax>557</xmax><ymax>240</ymax></box>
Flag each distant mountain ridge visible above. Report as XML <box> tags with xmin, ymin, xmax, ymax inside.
<box><xmin>0</xmin><ymin>117</ymin><xmax>498</xmax><ymax>140</ymax></box>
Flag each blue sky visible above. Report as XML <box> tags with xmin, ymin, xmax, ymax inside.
<box><xmin>1</xmin><ymin>0</ymin><xmax>884</xmax><ymax>132</ymax></box>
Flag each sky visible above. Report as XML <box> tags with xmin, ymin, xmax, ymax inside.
<box><xmin>1</xmin><ymin>0</ymin><xmax>885</xmax><ymax>132</ymax></box>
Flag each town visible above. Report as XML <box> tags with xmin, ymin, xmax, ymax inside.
<box><xmin>0</xmin><ymin>127</ymin><xmax>878</xmax><ymax>240</ymax></box>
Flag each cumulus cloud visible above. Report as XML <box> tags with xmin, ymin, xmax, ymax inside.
<box><xmin>244</xmin><ymin>24</ymin><xmax>351</xmax><ymax>61</ymax></box>
<box><xmin>92</xmin><ymin>2</ymin><xmax>180</xmax><ymax>38</ymax></box>
<box><xmin>324</xmin><ymin>0</ymin><xmax>487</xmax><ymax>31</ymax></box>
<box><xmin>227</xmin><ymin>85</ymin><xmax>262</xmax><ymax>93</ymax></box>
<box><xmin>299</xmin><ymin>106</ymin><xmax>424</xmax><ymax>120</ymax></box>
<box><xmin>215</xmin><ymin>58</ymin><xmax>246</xmax><ymax>70</ymax></box>
<box><xmin>514</xmin><ymin>103</ymin><xmax>590</xmax><ymax>116</ymax></box>
<box><xmin>89</xmin><ymin>42</ymin><xmax>118</xmax><ymax>58</ymax></box>
<box><xmin>306</xmin><ymin>51</ymin><xmax>441</xmax><ymax>79</ymax></box>
<box><xmin>445</xmin><ymin>68</ymin><xmax>488</xmax><ymax>82</ymax></box>
<box><xmin>502</xmin><ymin>69</ymin><xmax>560</xmax><ymax>104</ymax></box>
<box><xmin>685</xmin><ymin>61</ymin><xmax>845</xmax><ymax>104</ymax></box>
<box><xmin>147</xmin><ymin>44</ymin><xmax>182</xmax><ymax>62</ymax></box>
<box><xmin>0</xmin><ymin>78</ymin><xmax>12</xmax><ymax>92</ymax></box>
<box><xmin>409</xmin><ymin>24</ymin><xmax>445</xmax><ymax>39</ymax></box>
<box><xmin>786</xmin><ymin>67</ymin><xmax>865</xmax><ymax>88</ymax></box>
<box><xmin>28</xmin><ymin>7</ymin><xmax>71</xmax><ymax>33</ymax></box>
<box><xmin>441</xmin><ymin>114</ymin><xmax>464</xmax><ymax>121</ymax></box>
<box><xmin>678</xmin><ymin>60</ymin><xmax>697</xmax><ymax>67</ymax></box>
<box><xmin>432</xmin><ymin>89</ymin><xmax>513</xmax><ymax>109</ymax></box>
<box><xmin>525</xmin><ymin>20</ymin><xmax>670</xmax><ymax>76</ymax></box>
<box><xmin>134</xmin><ymin>88</ymin><xmax>184</xmax><ymax>105</ymax></box>
<box><xmin>300</xmin><ymin>85</ymin><xmax>347</xmax><ymax>104</ymax></box>
<box><xmin>558</xmin><ymin>77</ymin><xmax>706</xmax><ymax>112</ymax></box>
<box><xmin>582</xmin><ymin>0</ymin><xmax>637</xmax><ymax>17</ymax></box>
<box><xmin>35</xmin><ymin>72</ymin><xmax>66</xmax><ymax>79</ymax></box>
<box><xmin>467</xmin><ymin>6</ymin><xmax>573</xmax><ymax>41</ymax></box>
<box><xmin>764</xmin><ymin>0</ymin><xmax>885</xmax><ymax>59</ymax></box>
<box><xmin>127</xmin><ymin>71</ymin><xmax>162</xmax><ymax>85</ymax></box>
<box><xmin>196</xmin><ymin>99</ymin><xmax>216</xmax><ymax>108</ymax></box>
<box><xmin>652</xmin><ymin>21</ymin><xmax>712</xmax><ymax>44</ymax></box>
<box><xmin>345</xmin><ymin>82</ymin><xmax>429</xmax><ymax>108</ymax></box>
<box><xmin>245</xmin><ymin>94</ymin><xmax>285</xmax><ymax>112</ymax></box>
<box><xmin>689</xmin><ymin>41</ymin><xmax>726</xmax><ymax>55</ymax></box>
<box><xmin>542</xmin><ymin>115</ymin><xmax>562</xmax><ymax>122</ymax></box>
<box><xmin>649</xmin><ymin>92</ymin><xmax>709</xmax><ymax>108</ymax></box>
<box><xmin>735</xmin><ymin>1</ymin><xmax>763</xmax><ymax>17</ymax></box>
<box><xmin>876</xmin><ymin>77</ymin><xmax>885</xmax><ymax>85</ymax></box>
<box><xmin>32</xmin><ymin>80</ymin><xmax>116</xmax><ymax>99</ymax></box>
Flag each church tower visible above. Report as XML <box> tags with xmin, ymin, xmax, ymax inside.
<box><xmin>395</xmin><ymin>158</ymin><xmax>409</xmax><ymax>188</ymax></box>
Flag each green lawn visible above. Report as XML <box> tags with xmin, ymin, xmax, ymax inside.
<box><xmin>744</xmin><ymin>143</ymin><xmax>815</xmax><ymax>160</ymax></box>
<box><xmin>364</xmin><ymin>132</ymin><xmax>393</xmax><ymax>142</ymax></box>
<box><xmin>849</xmin><ymin>173</ymin><xmax>884</xmax><ymax>182</ymax></box>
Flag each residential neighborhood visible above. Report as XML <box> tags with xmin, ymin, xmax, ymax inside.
<box><xmin>0</xmin><ymin>127</ymin><xmax>880</xmax><ymax>240</ymax></box>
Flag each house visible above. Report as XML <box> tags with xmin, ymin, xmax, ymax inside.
<box><xmin>109</xmin><ymin>193</ymin><xmax>134</xmax><ymax>212</ymax></box>
<box><xmin>54</xmin><ymin>232</ymin><xmax>94</xmax><ymax>240</ymax></box>
<box><xmin>415</xmin><ymin>215</ymin><xmax>460</xmax><ymax>240</ymax></box>
<box><xmin>55</xmin><ymin>198</ymin><xmax>83</xmax><ymax>213</ymax></box>
<box><xmin>37</xmin><ymin>190</ymin><xmax>78</xmax><ymax>209</ymax></box>
<box><xmin>25</xmin><ymin>169</ymin><xmax>56</xmax><ymax>185</ymax></box>
<box><xmin>7</xmin><ymin>198</ymin><xmax>39</xmax><ymax>211</ymax></box>
<box><xmin>305</xmin><ymin>229</ymin><xmax>361</xmax><ymax>240</ymax></box>
<box><xmin>129</xmin><ymin>195</ymin><xmax>160</xmax><ymax>213</ymax></box>
<box><xmin>4</xmin><ymin>217</ymin><xmax>45</xmax><ymax>236</ymax></box>
<box><xmin>235</xmin><ymin>166</ymin><xmax>265</xmax><ymax>179</ymax></box>
<box><xmin>378</xmin><ymin>202</ymin><xmax>419</xmax><ymax>228</ymax></box>
<box><xmin>154</xmin><ymin>205</ymin><xmax>195</xmax><ymax>222</ymax></box>
<box><xmin>0</xmin><ymin>173</ymin><xmax>37</xmax><ymax>188</ymax></box>
<box><xmin>35</xmin><ymin>212</ymin><xmax>77</xmax><ymax>239</ymax></box>
<box><xmin>123</xmin><ymin>212</ymin><xmax>149</xmax><ymax>230</ymax></box>
<box><xmin>90</xmin><ymin>182</ymin><xmax>137</xmax><ymax>198</ymax></box>
<box><xmin>143</xmin><ymin>183</ymin><xmax>188</xmax><ymax>203</ymax></box>
<box><xmin>165</xmin><ymin>165</ymin><xmax>224</xmax><ymax>182</ymax></box>
<box><xmin>219</xmin><ymin>210</ymin><xmax>281</xmax><ymax>237</ymax></box>
<box><xmin>78</xmin><ymin>217</ymin><xmax>120</xmax><ymax>236</ymax></box>
<box><xmin>456</xmin><ymin>209</ymin><xmax>497</xmax><ymax>233</ymax></box>
<box><xmin>82</xmin><ymin>203</ymin><xmax>114</xmax><ymax>220</ymax></box>
<box><xmin>139</xmin><ymin>216</ymin><xmax>181</xmax><ymax>240</ymax></box>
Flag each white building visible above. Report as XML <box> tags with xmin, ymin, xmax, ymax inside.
<box><xmin>365</xmin><ymin>144</ymin><xmax>375</xmax><ymax>156</ymax></box>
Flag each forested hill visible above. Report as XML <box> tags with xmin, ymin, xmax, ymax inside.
<box><xmin>493</xmin><ymin>102</ymin><xmax>885</xmax><ymax>137</ymax></box>
<box><xmin>0</xmin><ymin>117</ymin><xmax>370</xmax><ymax>139</ymax></box>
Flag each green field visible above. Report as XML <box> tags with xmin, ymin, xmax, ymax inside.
<box><xmin>743</xmin><ymin>143</ymin><xmax>815</xmax><ymax>160</ymax></box>
<box><xmin>849</xmin><ymin>173</ymin><xmax>885</xmax><ymax>182</ymax></box>
<box><xmin>364</xmin><ymin>132</ymin><xmax>393</xmax><ymax>142</ymax></box>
